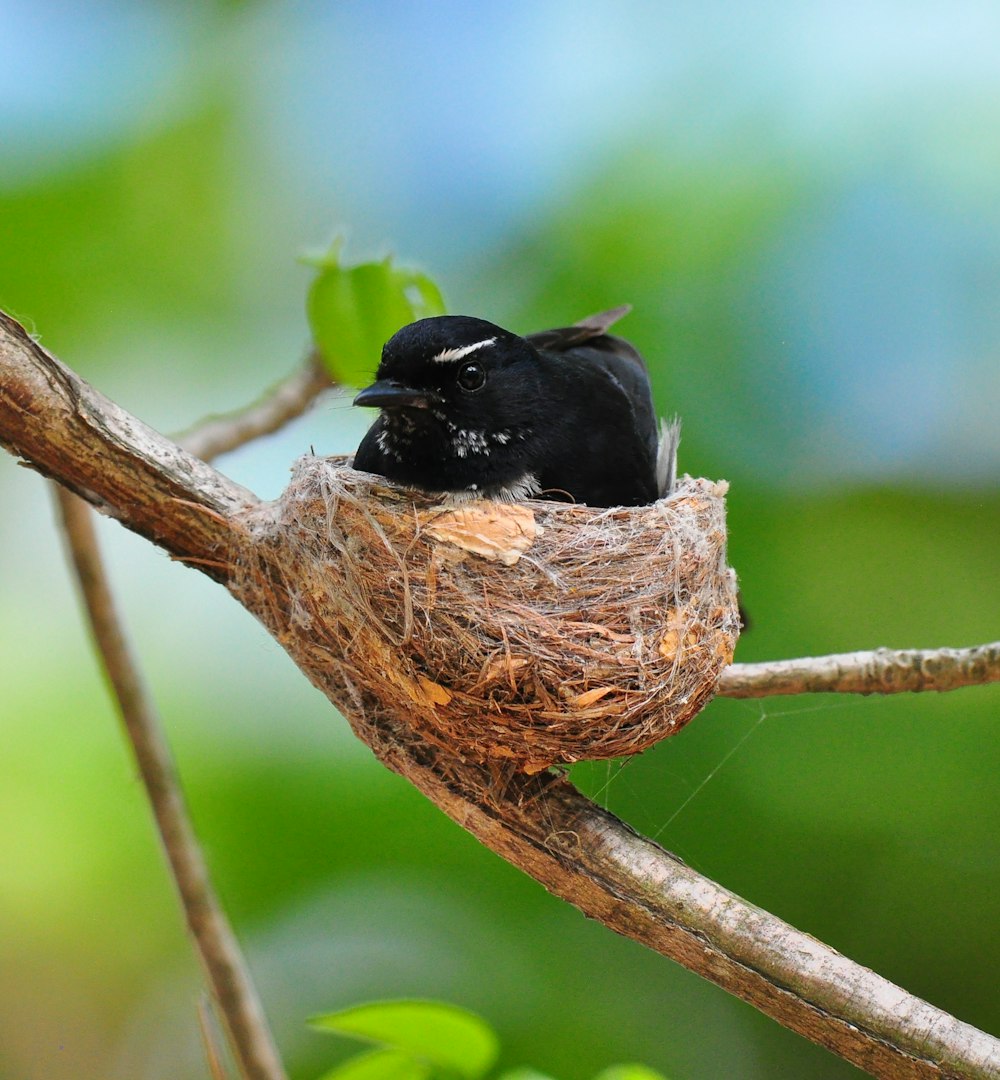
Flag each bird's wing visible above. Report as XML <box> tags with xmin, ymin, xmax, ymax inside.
<box><xmin>524</xmin><ymin>304</ymin><xmax>632</xmax><ymax>352</ymax></box>
<box><xmin>580</xmin><ymin>338</ymin><xmax>659</xmax><ymax>459</ymax></box>
<box><xmin>526</xmin><ymin>306</ymin><xmax>650</xmax><ymax>389</ymax></box>
<box><xmin>529</xmin><ymin>307</ymin><xmax>662</xmax><ymax>488</ymax></box>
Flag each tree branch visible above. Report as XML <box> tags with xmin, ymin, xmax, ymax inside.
<box><xmin>54</xmin><ymin>488</ymin><xmax>287</xmax><ymax>1080</ymax></box>
<box><xmin>3</xmin><ymin>309</ymin><xmax>999</xmax><ymax>1080</ymax></box>
<box><xmin>176</xmin><ymin>350</ymin><xmax>333</xmax><ymax>462</ymax></box>
<box><xmin>0</xmin><ymin>312</ymin><xmax>252</xmax><ymax>572</ymax></box>
<box><xmin>720</xmin><ymin>641</ymin><xmax>1000</xmax><ymax>698</ymax></box>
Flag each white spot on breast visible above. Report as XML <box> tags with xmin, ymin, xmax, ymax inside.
<box><xmin>376</xmin><ymin>427</ymin><xmax>405</xmax><ymax>461</ymax></box>
<box><xmin>452</xmin><ymin>429</ymin><xmax>490</xmax><ymax>458</ymax></box>
<box><xmin>447</xmin><ymin>473</ymin><xmax>540</xmax><ymax>504</ymax></box>
<box><xmin>494</xmin><ymin>472</ymin><xmax>541</xmax><ymax>502</ymax></box>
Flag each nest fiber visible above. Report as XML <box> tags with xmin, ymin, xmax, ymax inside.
<box><xmin>232</xmin><ymin>456</ymin><xmax>740</xmax><ymax>773</ymax></box>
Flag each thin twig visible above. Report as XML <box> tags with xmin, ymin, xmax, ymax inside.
<box><xmin>177</xmin><ymin>349</ymin><xmax>333</xmax><ymax>462</ymax></box>
<box><xmin>53</xmin><ymin>487</ymin><xmax>287</xmax><ymax>1080</ymax></box>
<box><xmin>719</xmin><ymin>641</ymin><xmax>1000</xmax><ymax>698</ymax></box>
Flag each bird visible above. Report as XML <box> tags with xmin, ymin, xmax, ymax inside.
<box><xmin>352</xmin><ymin>305</ymin><xmax>678</xmax><ymax>508</ymax></box>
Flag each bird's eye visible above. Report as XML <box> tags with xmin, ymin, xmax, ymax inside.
<box><xmin>457</xmin><ymin>361</ymin><xmax>487</xmax><ymax>392</ymax></box>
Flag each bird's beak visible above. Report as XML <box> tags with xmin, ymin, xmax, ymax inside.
<box><xmin>353</xmin><ymin>380</ymin><xmax>441</xmax><ymax>410</ymax></box>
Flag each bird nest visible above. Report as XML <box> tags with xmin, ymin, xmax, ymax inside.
<box><xmin>231</xmin><ymin>456</ymin><xmax>741</xmax><ymax>773</ymax></box>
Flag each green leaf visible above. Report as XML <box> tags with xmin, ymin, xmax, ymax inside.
<box><xmin>593</xmin><ymin>1065</ymin><xmax>670</xmax><ymax>1080</ymax></box>
<box><xmin>497</xmin><ymin>1068</ymin><xmax>560</xmax><ymax>1080</ymax></box>
<box><xmin>305</xmin><ymin>244</ymin><xmax>447</xmax><ymax>387</ymax></box>
<box><xmin>315</xmin><ymin>1048</ymin><xmax>432</xmax><ymax>1080</ymax></box>
<box><xmin>310</xmin><ymin>999</ymin><xmax>499</xmax><ymax>1080</ymax></box>
<box><xmin>404</xmin><ymin>270</ymin><xmax>447</xmax><ymax>317</ymax></box>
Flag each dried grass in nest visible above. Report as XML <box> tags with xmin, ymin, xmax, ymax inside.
<box><xmin>231</xmin><ymin>456</ymin><xmax>741</xmax><ymax>774</ymax></box>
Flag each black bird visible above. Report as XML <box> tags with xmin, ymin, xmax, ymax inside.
<box><xmin>352</xmin><ymin>306</ymin><xmax>677</xmax><ymax>508</ymax></box>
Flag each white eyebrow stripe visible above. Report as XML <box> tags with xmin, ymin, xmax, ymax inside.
<box><xmin>432</xmin><ymin>337</ymin><xmax>497</xmax><ymax>363</ymax></box>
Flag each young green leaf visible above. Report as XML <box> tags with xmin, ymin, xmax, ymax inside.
<box><xmin>305</xmin><ymin>245</ymin><xmax>446</xmax><ymax>387</ymax></box>
<box><xmin>315</xmin><ymin>1047</ymin><xmax>431</xmax><ymax>1080</ymax></box>
<box><xmin>404</xmin><ymin>270</ymin><xmax>447</xmax><ymax>318</ymax></box>
<box><xmin>497</xmin><ymin>1068</ymin><xmax>560</xmax><ymax>1080</ymax></box>
<box><xmin>593</xmin><ymin>1065</ymin><xmax>670</xmax><ymax>1080</ymax></box>
<box><xmin>310</xmin><ymin>999</ymin><xmax>499</xmax><ymax>1080</ymax></box>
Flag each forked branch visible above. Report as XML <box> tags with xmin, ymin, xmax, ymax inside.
<box><xmin>2</xmin><ymin>309</ymin><xmax>999</xmax><ymax>1080</ymax></box>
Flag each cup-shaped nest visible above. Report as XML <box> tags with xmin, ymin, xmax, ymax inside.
<box><xmin>233</xmin><ymin>457</ymin><xmax>740</xmax><ymax>773</ymax></box>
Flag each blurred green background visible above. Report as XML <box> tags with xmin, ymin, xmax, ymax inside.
<box><xmin>1</xmin><ymin>3</ymin><xmax>998</xmax><ymax>1079</ymax></box>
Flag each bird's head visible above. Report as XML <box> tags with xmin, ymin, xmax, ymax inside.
<box><xmin>354</xmin><ymin>316</ymin><xmax>540</xmax><ymax>449</ymax></box>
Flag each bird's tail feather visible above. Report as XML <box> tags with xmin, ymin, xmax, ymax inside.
<box><xmin>656</xmin><ymin>416</ymin><xmax>681</xmax><ymax>497</ymax></box>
